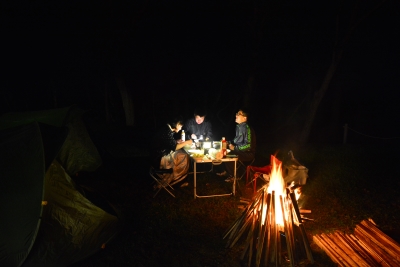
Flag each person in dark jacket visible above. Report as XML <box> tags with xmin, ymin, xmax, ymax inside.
<box><xmin>151</xmin><ymin>117</ymin><xmax>193</xmax><ymax>187</ymax></box>
<box><xmin>183</xmin><ymin>108</ymin><xmax>213</xmax><ymax>141</ymax></box>
<box><xmin>217</xmin><ymin>108</ymin><xmax>256</xmax><ymax>182</ymax></box>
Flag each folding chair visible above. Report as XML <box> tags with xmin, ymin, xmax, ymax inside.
<box><xmin>246</xmin><ymin>165</ymin><xmax>272</xmax><ymax>194</ymax></box>
<box><xmin>236</xmin><ymin>158</ymin><xmax>255</xmax><ymax>181</ymax></box>
<box><xmin>149</xmin><ymin>166</ymin><xmax>175</xmax><ymax>198</ymax></box>
<box><xmin>233</xmin><ymin>158</ymin><xmax>255</xmax><ymax>196</ymax></box>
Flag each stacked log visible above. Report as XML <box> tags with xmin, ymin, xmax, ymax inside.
<box><xmin>313</xmin><ymin>219</ymin><xmax>400</xmax><ymax>267</ymax></box>
<box><xmin>224</xmin><ymin>186</ymin><xmax>314</xmax><ymax>266</ymax></box>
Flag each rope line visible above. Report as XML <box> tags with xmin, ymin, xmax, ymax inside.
<box><xmin>345</xmin><ymin>125</ymin><xmax>400</xmax><ymax>140</ymax></box>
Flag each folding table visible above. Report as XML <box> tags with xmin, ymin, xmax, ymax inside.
<box><xmin>193</xmin><ymin>157</ymin><xmax>238</xmax><ymax>199</ymax></box>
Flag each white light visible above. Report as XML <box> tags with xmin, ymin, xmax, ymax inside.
<box><xmin>202</xmin><ymin>141</ymin><xmax>212</xmax><ymax>149</ymax></box>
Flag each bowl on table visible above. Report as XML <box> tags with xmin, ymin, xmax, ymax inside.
<box><xmin>188</xmin><ymin>149</ymin><xmax>204</xmax><ymax>162</ymax></box>
<box><xmin>193</xmin><ymin>156</ymin><xmax>204</xmax><ymax>162</ymax></box>
<box><xmin>184</xmin><ymin>144</ymin><xmax>193</xmax><ymax>149</ymax></box>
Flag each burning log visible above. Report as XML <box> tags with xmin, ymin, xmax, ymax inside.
<box><xmin>224</xmin><ymin>155</ymin><xmax>314</xmax><ymax>266</ymax></box>
<box><xmin>313</xmin><ymin>219</ymin><xmax>400</xmax><ymax>267</ymax></box>
<box><xmin>299</xmin><ymin>209</ymin><xmax>311</xmax><ymax>214</ymax></box>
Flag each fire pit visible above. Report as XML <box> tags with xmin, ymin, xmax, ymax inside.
<box><xmin>224</xmin><ymin>155</ymin><xmax>314</xmax><ymax>266</ymax></box>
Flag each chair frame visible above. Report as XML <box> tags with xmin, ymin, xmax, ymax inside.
<box><xmin>236</xmin><ymin>158</ymin><xmax>255</xmax><ymax>180</ymax></box>
<box><xmin>234</xmin><ymin>158</ymin><xmax>255</xmax><ymax>196</ymax></box>
<box><xmin>246</xmin><ymin>165</ymin><xmax>272</xmax><ymax>194</ymax></box>
<box><xmin>149</xmin><ymin>166</ymin><xmax>175</xmax><ymax>198</ymax></box>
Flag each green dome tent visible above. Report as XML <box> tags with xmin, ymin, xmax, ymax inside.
<box><xmin>0</xmin><ymin>107</ymin><xmax>120</xmax><ymax>267</ymax></box>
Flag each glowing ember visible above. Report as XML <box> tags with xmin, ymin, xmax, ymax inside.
<box><xmin>294</xmin><ymin>186</ymin><xmax>302</xmax><ymax>200</ymax></box>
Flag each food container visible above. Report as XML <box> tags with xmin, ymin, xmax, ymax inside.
<box><xmin>193</xmin><ymin>157</ymin><xmax>204</xmax><ymax>162</ymax></box>
<box><xmin>189</xmin><ymin>149</ymin><xmax>204</xmax><ymax>161</ymax></box>
<box><xmin>208</xmin><ymin>148</ymin><xmax>217</xmax><ymax>158</ymax></box>
<box><xmin>213</xmin><ymin>141</ymin><xmax>221</xmax><ymax>150</ymax></box>
<box><xmin>215</xmin><ymin>151</ymin><xmax>223</xmax><ymax>159</ymax></box>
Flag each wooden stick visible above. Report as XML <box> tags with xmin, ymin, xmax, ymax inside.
<box><xmin>322</xmin><ymin>233</ymin><xmax>357</xmax><ymax>266</ymax></box>
<box><xmin>224</xmin><ymin>190</ymin><xmax>264</xmax><ymax>239</ymax></box>
<box><xmin>288</xmin><ymin>191</ymin><xmax>302</xmax><ymax>223</ymax></box>
<box><xmin>355</xmin><ymin>226</ymin><xmax>400</xmax><ymax>266</ymax></box>
<box><xmin>349</xmin><ymin>233</ymin><xmax>392</xmax><ymax>267</ymax></box>
<box><xmin>224</xmin><ymin>202</ymin><xmax>254</xmax><ymax>241</ymax></box>
<box><xmin>281</xmin><ymin>195</ymin><xmax>295</xmax><ymax>267</ymax></box>
<box><xmin>247</xmin><ymin>213</ymin><xmax>256</xmax><ymax>267</ymax></box>
<box><xmin>264</xmin><ymin>192</ymin><xmax>273</xmax><ymax>266</ymax></box>
<box><xmin>313</xmin><ymin>234</ymin><xmax>348</xmax><ymax>267</ymax></box>
<box><xmin>271</xmin><ymin>191</ymin><xmax>282</xmax><ymax>267</ymax></box>
<box><xmin>334</xmin><ymin>232</ymin><xmax>378</xmax><ymax>267</ymax></box>
<box><xmin>299</xmin><ymin>209</ymin><xmax>311</xmax><ymax>214</ymax></box>
<box><xmin>253</xmin><ymin>191</ymin><xmax>264</xmax><ymax>267</ymax></box>
<box><xmin>255</xmin><ymin>192</ymin><xmax>269</xmax><ymax>267</ymax></box>
<box><xmin>359</xmin><ymin>220</ymin><xmax>400</xmax><ymax>257</ymax></box>
<box><xmin>228</xmin><ymin>214</ymin><xmax>254</xmax><ymax>248</ymax></box>
<box><xmin>329</xmin><ymin>232</ymin><xmax>370</xmax><ymax>267</ymax></box>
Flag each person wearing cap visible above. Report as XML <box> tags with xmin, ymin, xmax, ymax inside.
<box><xmin>183</xmin><ymin>108</ymin><xmax>213</xmax><ymax>141</ymax></box>
<box><xmin>217</xmin><ymin>107</ymin><xmax>256</xmax><ymax>182</ymax></box>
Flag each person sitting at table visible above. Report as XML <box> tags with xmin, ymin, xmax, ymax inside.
<box><xmin>183</xmin><ymin>107</ymin><xmax>213</xmax><ymax>141</ymax></box>
<box><xmin>151</xmin><ymin>116</ymin><xmax>193</xmax><ymax>188</ymax></box>
<box><xmin>217</xmin><ymin>107</ymin><xmax>256</xmax><ymax>182</ymax></box>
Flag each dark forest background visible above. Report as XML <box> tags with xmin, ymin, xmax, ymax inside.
<box><xmin>3</xmin><ymin>0</ymin><xmax>399</xmax><ymax>146</ymax></box>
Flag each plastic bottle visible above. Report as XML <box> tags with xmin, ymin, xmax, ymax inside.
<box><xmin>221</xmin><ymin>137</ymin><xmax>227</xmax><ymax>158</ymax></box>
<box><xmin>181</xmin><ymin>130</ymin><xmax>185</xmax><ymax>141</ymax></box>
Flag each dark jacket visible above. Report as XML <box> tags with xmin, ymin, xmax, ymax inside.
<box><xmin>231</xmin><ymin>122</ymin><xmax>256</xmax><ymax>154</ymax></box>
<box><xmin>151</xmin><ymin>124</ymin><xmax>176</xmax><ymax>167</ymax></box>
<box><xmin>183</xmin><ymin>118</ymin><xmax>213</xmax><ymax>140</ymax></box>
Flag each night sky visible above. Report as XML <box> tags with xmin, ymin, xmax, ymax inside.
<box><xmin>2</xmin><ymin>1</ymin><xmax>399</xmax><ymax>144</ymax></box>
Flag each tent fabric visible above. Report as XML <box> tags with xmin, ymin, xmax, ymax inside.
<box><xmin>0</xmin><ymin>106</ymin><xmax>72</xmax><ymax>130</ymax></box>
<box><xmin>23</xmin><ymin>160</ymin><xmax>119</xmax><ymax>266</ymax></box>
<box><xmin>56</xmin><ymin>111</ymin><xmax>102</xmax><ymax>175</ymax></box>
<box><xmin>0</xmin><ymin>123</ymin><xmax>45</xmax><ymax>267</ymax></box>
<box><xmin>0</xmin><ymin>108</ymin><xmax>120</xmax><ymax>267</ymax></box>
<box><xmin>0</xmin><ymin>106</ymin><xmax>102</xmax><ymax>176</ymax></box>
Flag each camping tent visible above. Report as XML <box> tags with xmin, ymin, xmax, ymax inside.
<box><xmin>0</xmin><ymin>106</ymin><xmax>120</xmax><ymax>267</ymax></box>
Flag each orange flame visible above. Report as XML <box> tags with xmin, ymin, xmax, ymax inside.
<box><xmin>267</xmin><ymin>155</ymin><xmax>286</xmax><ymax>226</ymax></box>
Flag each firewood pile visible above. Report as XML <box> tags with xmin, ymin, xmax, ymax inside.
<box><xmin>223</xmin><ymin>155</ymin><xmax>315</xmax><ymax>266</ymax></box>
<box><xmin>223</xmin><ymin>187</ymin><xmax>314</xmax><ymax>267</ymax></box>
<box><xmin>313</xmin><ymin>219</ymin><xmax>400</xmax><ymax>266</ymax></box>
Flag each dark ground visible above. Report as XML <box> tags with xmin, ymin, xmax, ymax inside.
<box><xmin>67</xmin><ymin>123</ymin><xmax>400</xmax><ymax>267</ymax></box>
<box><xmin>70</xmin><ymin>150</ymin><xmax>256</xmax><ymax>267</ymax></box>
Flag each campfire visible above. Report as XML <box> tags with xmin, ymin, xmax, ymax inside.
<box><xmin>224</xmin><ymin>155</ymin><xmax>314</xmax><ymax>266</ymax></box>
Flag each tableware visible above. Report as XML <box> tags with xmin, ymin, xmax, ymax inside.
<box><xmin>215</xmin><ymin>151</ymin><xmax>223</xmax><ymax>159</ymax></box>
<box><xmin>202</xmin><ymin>141</ymin><xmax>212</xmax><ymax>149</ymax></box>
<box><xmin>208</xmin><ymin>148</ymin><xmax>217</xmax><ymax>158</ymax></box>
<box><xmin>213</xmin><ymin>141</ymin><xmax>221</xmax><ymax>150</ymax></box>
<box><xmin>188</xmin><ymin>149</ymin><xmax>203</xmax><ymax>154</ymax></box>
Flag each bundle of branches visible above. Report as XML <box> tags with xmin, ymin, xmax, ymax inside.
<box><xmin>223</xmin><ymin>185</ymin><xmax>313</xmax><ymax>267</ymax></box>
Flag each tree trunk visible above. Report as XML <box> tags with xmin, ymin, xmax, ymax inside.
<box><xmin>298</xmin><ymin>0</ymin><xmax>387</xmax><ymax>144</ymax></box>
<box><xmin>298</xmin><ymin>50</ymin><xmax>342</xmax><ymax>144</ymax></box>
<box><xmin>244</xmin><ymin>73</ymin><xmax>255</xmax><ymax>108</ymax></box>
<box><xmin>104</xmin><ymin>83</ymin><xmax>111</xmax><ymax>124</ymax></box>
<box><xmin>53</xmin><ymin>88</ymin><xmax>58</xmax><ymax>109</ymax></box>
<box><xmin>116</xmin><ymin>76</ymin><xmax>135</xmax><ymax>127</ymax></box>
